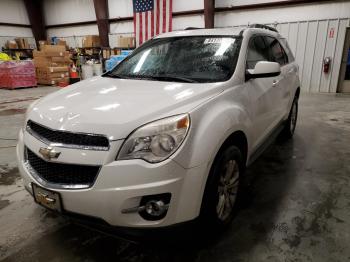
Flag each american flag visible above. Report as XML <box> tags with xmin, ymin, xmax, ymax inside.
<box><xmin>133</xmin><ymin>0</ymin><xmax>172</xmax><ymax>46</ymax></box>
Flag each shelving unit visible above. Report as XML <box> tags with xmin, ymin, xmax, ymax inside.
<box><xmin>1</xmin><ymin>48</ymin><xmax>34</xmax><ymax>59</ymax></box>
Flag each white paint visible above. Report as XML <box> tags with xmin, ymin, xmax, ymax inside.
<box><xmin>215</xmin><ymin>2</ymin><xmax>350</xmax><ymax>26</ymax></box>
<box><xmin>173</xmin><ymin>0</ymin><xmax>203</xmax><ymax>12</ymax></box>
<box><xmin>47</xmin><ymin>25</ymin><xmax>98</xmax><ymax>37</ymax></box>
<box><xmin>44</xmin><ymin>0</ymin><xmax>96</xmax><ymax>25</ymax></box>
<box><xmin>0</xmin><ymin>0</ymin><xmax>30</xmax><ymax>25</ymax></box>
<box><xmin>0</xmin><ymin>26</ymin><xmax>33</xmax><ymax>37</ymax></box>
<box><xmin>109</xmin><ymin>0</ymin><xmax>133</xmax><ymax>18</ymax></box>
<box><xmin>216</xmin><ymin>0</ymin><xmax>289</xmax><ymax>7</ymax></box>
<box><xmin>173</xmin><ymin>15</ymin><xmax>204</xmax><ymax>31</ymax></box>
<box><xmin>110</xmin><ymin>21</ymin><xmax>134</xmax><ymax>34</ymax></box>
<box><xmin>109</xmin><ymin>0</ymin><xmax>203</xmax><ymax>19</ymax></box>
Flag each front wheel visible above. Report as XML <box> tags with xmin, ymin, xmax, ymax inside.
<box><xmin>199</xmin><ymin>145</ymin><xmax>244</xmax><ymax>229</ymax></box>
<box><xmin>281</xmin><ymin>97</ymin><xmax>298</xmax><ymax>139</ymax></box>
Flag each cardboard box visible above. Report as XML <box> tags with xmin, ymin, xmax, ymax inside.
<box><xmin>37</xmin><ymin>77</ymin><xmax>69</xmax><ymax>85</ymax></box>
<box><xmin>57</xmin><ymin>40</ymin><xmax>67</xmax><ymax>46</ymax></box>
<box><xmin>51</xmin><ymin>56</ymin><xmax>71</xmax><ymax>63</ymax></box>
<box><xmin>83</xmin><ymin>35</ymin><xmax>100</xmax><ymax>47</ymax></box>
<box><xmin>15</xmin><ymin>38</ymin><xmax>29</xmax><ymax>49</ymax></box>
<box><xmin>33</xmin><ymin>50</ymin><xmax>70</xmax><ymax>57</ymax></box>
<box><xmin>33</xmin><ymin>58</ymin><xmax>70</xmax><ymax>68</ymax></box>
<box><xmin>102</xmin><ymin>49</ymin><xmax>111</xmax><ymax>59</ymax></box>
<box><xmin>41</xmin><ymin>45</ymin><xmax>66</xmax><ymax>52</ymax></box>
<box><xmin>36</xmin><ymin>67</ymin><xmax>69</xmax><ymax>79</ymax></box>
<box><xmin>116</xmin><ymin>36</ymin><xmax>135</xmax><ymax>48</ymax></box>
<box><xmin>6</xmin><ymin>40</ymin><xmax>18</xmax><ymax>49</ymax></box>
<box><xmin>46</xmin><ymin>66</ymin><xmax>69</xmax><ymax>73</ymax></box>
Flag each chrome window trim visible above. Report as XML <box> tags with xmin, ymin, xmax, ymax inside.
<box><xmin>26</xmin><ymin>121</ymin><xmax>110</xmax><ymax>151</ymax></box>
<box><xmin>24</xmin><ymin>147</ymin><xmax>101</xmax><ymax>190</ymax></box>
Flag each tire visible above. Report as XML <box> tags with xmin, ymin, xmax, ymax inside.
<box><xmin>281</xmin><ymin>96</ymin><xmax>298</xmax><ymax>139</ymax></box>
<box><xmin>199</xmin><ymin>145</ymin><xmax>244</xmax><ymax>230</ymax></box>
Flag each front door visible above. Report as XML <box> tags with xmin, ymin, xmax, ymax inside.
<box><xmin>244</xmin><ymin>35</ymin><xmax>282</xmax><ymax>150</ymax></box>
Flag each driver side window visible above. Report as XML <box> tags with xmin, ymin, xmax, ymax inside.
<box><xmin>246</xmin><ymin>36</ymin><xmax>270</xmax><ymax>70</ymax></box>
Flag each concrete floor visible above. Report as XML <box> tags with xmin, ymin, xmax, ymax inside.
<box><xmin>0</xmin><ymin>86</ymin><xmax>349</xmax><ymax>262</ymax></box>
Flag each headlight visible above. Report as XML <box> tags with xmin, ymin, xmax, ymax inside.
<box><xmin>117</xmin><ymin>114</ymin><xmax>190</xmax><ymax>163</ymax></box>
<box><xmin>23</xmin><ymin>99</ymin><xmax>40</xmax><ymax>129</ymax></box>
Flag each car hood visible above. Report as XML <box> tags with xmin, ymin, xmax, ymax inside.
<box><xmin>27</xmin><ymin>76</ymin><xmax>224</xmax><ymax>139</ymax></box>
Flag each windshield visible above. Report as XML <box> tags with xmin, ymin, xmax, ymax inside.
<box><xmin>105</xmin><ymin>36</ymin><xmax>241</xmax><ymax>83</ymax></box>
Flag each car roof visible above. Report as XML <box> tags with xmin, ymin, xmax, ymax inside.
<box><xmin>155</xmin><ymin>26</ymin><xmax>281</xmax><ymax>39</ymax></box>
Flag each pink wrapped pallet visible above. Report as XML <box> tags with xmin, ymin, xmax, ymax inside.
<box><xmin>0</xmin><ymin>61</ymin><xmax>37</xmax><ymax>89</ymax></box>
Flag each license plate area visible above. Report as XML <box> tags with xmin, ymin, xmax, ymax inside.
<box><xmin>32</xmin><ymin>183</ymin><xmax>62</xmax><ymax>212</ymax></box>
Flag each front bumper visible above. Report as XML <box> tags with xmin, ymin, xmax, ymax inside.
<box><xmin>17</xmin><ymin>129</ymin><xmax>208</xmax><ymax>228</ymax></box>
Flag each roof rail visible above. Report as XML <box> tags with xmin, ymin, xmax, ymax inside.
<box><xmin>249</xmin><ymin>24</ymin><xmax>278</xmax><ymax>33</ymax></box>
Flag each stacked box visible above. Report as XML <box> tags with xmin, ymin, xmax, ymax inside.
<box><xmin>83</xmin><ymin>35</ymin><xmax>100</xmax><ymax>47</ymax></box>
<box><xmin>15</xmin><ymin>38</ymin><xmax>30</xmax><ymax>49</ymax></box>
<box><xmin>33</xmin><ymin>45</ymin><xmax>71</xmax><ymax>85</ymax></box>
<box><xmin>0</xmin><ymin>61</ymin><xmax>37</xmax><ymax>89</ymax></box>
<box><xmin>115</xmin><ymin>36</ymin><xmax>135</xmax><ymax>48</ymax></box>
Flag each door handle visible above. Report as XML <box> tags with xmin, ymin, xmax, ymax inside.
<box><xmin>272</xmin><ymin>80</ymin><xmax>279</xmax><ymax>87</ymax></box>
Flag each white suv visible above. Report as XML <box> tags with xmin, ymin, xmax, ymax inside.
<box><xmin>17</xmin><ymin>25</ymin><xmax>300</xmax><ymax>231</ymax></box>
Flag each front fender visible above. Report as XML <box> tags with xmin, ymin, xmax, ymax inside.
<box><xmin>172</xmin><ymin>91</ymin><xmax>252</xmax><ymax>169</ymax></box>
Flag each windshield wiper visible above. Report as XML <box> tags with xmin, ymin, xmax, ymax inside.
<box><xmin>149</xmin><ymin>75</ymin><xmax>198</xmax><ymax>83</ymax></box>
<box><xmin>103</xmin><ymin>73</ymin><xmax>198</xmax><ymax>83</ymax></box>
<box><xmin>102</xmin><ymin>72</ymin><xmax>123</xmax><ymax>78</ymax></box>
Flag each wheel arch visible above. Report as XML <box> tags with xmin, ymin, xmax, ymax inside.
<box><xmin>216</xmin><ymin>130</ymin><xmax>248</xmax><ymax>166</ymax></box>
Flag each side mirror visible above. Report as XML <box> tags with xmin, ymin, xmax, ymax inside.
<box><xmin>246</xmin><ymin>61</ymin><xmax>281</xmax><ymax>81</ymax></box>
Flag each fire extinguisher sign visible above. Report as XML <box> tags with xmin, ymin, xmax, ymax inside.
<box><xmin>329</xmin><ymin>28</ymin><xmax>335</xmax><ymax>38</ymax></box>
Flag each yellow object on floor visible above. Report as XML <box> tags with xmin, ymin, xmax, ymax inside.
<box><xmin>0</xmin><ymin>53</ymin><xmax>11</xmax><ymax>61</ymax></box>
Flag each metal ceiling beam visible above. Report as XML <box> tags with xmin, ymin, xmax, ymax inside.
<box><xmin>204</xmin><ymin>0</ymin><xmax>215</xmax><ymax>28</ymax></box>
<box><xmin>93</xmin><ymin>0</ymin><xmax>110</xmax><ymax>48</ymax></box>
<box><xmin>23</xmin><ymin>0</ymin><xmax>46</xmax><ymax>45</ymax></box>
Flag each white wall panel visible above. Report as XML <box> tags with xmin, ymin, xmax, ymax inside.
<box><xmin>330</xmin><ymin>19</ymin><xmax>350</xmax><ymax>92</ymax></box>
<box><xmin>301</xmin><ymin>21</ymin><xmax>318</xmax><ymax>92</ymax></box>
<box><xmin>216</xmin><ymin>0</ymin><xmax>289</xmax><ymax>7</ymax></box>
<box><xmin>47</xmin><ymin>25</ymin><xmax>98</xmax><ymax>38</ymax></box>
<box><xmin>173</xmin><ymin>15</ymin><xmax>204</xmax><ymax>31</ymax></box>
<box><xmin>310</xmin><ymin>20</ymin><xmax>328</xmax><ymax>92</ymax></box>
<box><xmin>288</xmin><ymin>23</ymin><xmax>298</xmax><ymax>56</ymax></box>
<box><xmin>110</xmin><ymin>21</ymin><xmax>134</xmax><ymax>35</ymax></box>
<box><xmin>0</xmin><ymin>26</ymin><xmax>33</xmax><ymax>37</ymax></box>
<box><xmin>44</xmin><ymin>0</ymin><xmax>96</xmax><ymax>25</ymax></box>
<box><xmin>295</xmin><ymin>22</ymin><xmax>308</xmax><ymax>82</ymax></box>
<box><xmin>215</xmin><ymin>2</ymin><xmax>350</xmax><ymax>26</ymax></box>
<box><xmin>109</xmin><ymin>0</ymin><xmax>133</xmax><ymax>18</ymax></box>
<box><xmin>0</xmin><ymin>0</ymin><xmax>29</xmax><ymax>24</ymax></box>
<box><xmin>173</xmin><ymin>0</ymin><xmax>203</xmax><ymax>12</ymax></box>
<box><xmin>320</xmin><ymin>19</ymin><xmax>338</xmax><ymax>92</ymax></box>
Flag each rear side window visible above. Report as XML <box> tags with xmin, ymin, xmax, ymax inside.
<box><xmin>278</xmin><ymin>38</ymin><xmax>295</xmax><ymax>62</ymax></box>
<box><xmin>264</xmin><ymin>36</ymin><xmax>288</xmax><ymax>66</ymax></box>
<box><xmin>246</xmin><ymin>36</ymin><xmax>270</xmax><ymax>69</ymax></box>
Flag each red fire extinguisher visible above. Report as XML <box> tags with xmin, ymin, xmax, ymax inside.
<box><xmin>323</xmin><ymin>57</ymin><xmax>331</xmax><ymax>74</ymax></box>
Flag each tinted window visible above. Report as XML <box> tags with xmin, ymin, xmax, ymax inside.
<box><xmin>279</xmin><ymin>38</ymin><xmax>295</xmax><ymax>62</ymax></box>
<box><xmin>265</xmin><ymin>36</ymin><xmax>288</xmax><ymax>65</ymax></box>
<box><xmin>107</xmin><ymin>36</ymin><xmax>242</xmax><ymax>83</ymax></box>
<box><xmin>246</xmin><ymin>36</ymin><xmax>270</xmax><ymax>69</ymax></box>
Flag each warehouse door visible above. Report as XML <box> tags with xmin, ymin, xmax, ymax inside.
<box><xmin>338</xmin><ymin>28</ymin><xmax>350</xmax><ymax>93</ymax></box>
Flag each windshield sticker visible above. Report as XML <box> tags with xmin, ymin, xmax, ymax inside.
<box><xmin>204</xmin><ymin>38</ymin><xmax>222</xmax><ymax>44</ymax></box>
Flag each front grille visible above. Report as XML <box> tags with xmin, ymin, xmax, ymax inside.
<box><xmin>26</xmin><ymin>147</ymin><xmax>100</xmax><ymax>188</ymax></box>
<box><xmin>26</xmin><ymin>120</ymin><xmax>109</xmax><ymax>150</ymax></box>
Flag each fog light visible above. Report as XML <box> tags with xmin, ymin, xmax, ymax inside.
<box><xmin>139</xmin><ymin>193</ymin><xmax>171</xmax><ymax>221</ymax></box>
<box><xmin>145</xmin><ymin>200</ymin><xmax>166</xmax><ymax>216</ymax></box>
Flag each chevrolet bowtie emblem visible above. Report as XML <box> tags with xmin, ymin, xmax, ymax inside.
<box><xmin>39</xmin><ymin>147</ymin><xmax>61</xmax><ymax>160</ymax></box>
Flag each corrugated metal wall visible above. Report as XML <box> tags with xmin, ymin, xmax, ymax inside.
<box><xmin>274</xmin><ymin>18</ymin><xmax>350</xmax><ymax>93</ymax></box>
